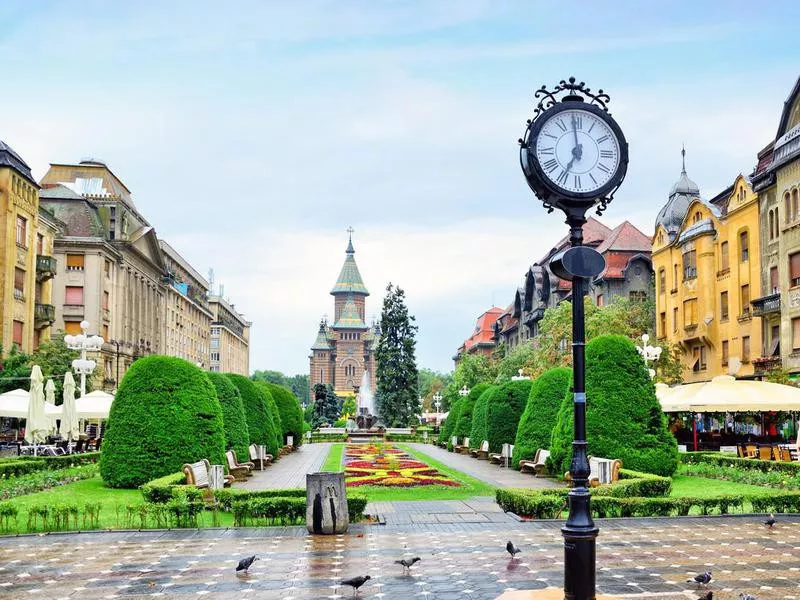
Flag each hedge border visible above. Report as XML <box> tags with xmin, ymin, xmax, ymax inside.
<box><xmin>0</xmin><ymin>452</ymin><xmax>101</xmax><ymax>478</ymax></box>
<box><xmin>682</xmin><ymin>451</ymin><xmax>800</xmax><ymax>475</ymax></box>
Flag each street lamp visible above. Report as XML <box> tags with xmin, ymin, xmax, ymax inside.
<box><xmin>458</xmin><ymin>385</ymin><xmax>470</xmax><ymax>397</ymax></box>
<box><xmin>636</xmin><ymin>333</ymin><xmax>663</xmax><ymax>379</ymax></box>
<box><xmin>519</xmin><ymin>77</ymin><xmax>629</xmax><ymax>600</ymax></box>
<box><xmin>64</xmin><ymin>321</ymin><xmax>104</xmax><ymax>397</ymax></box>
<box><xmin>511</xmin><ymin>368</ymin><xmax>531</xmax><ymax>381</ymax></box>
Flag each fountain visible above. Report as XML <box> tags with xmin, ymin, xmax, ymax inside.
<box><xmin>355</xmin><ymin>371</ymin><xmax>378</xmax><ymax>432</ymax></box>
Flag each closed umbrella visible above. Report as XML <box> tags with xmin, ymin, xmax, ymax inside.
<box><xmin>44</xmin><ymin>379</ymin><xmax>58</xmax><ymax>435</ymax></box>
<box><xmin>25</xmin><ymin>366</ymin><xmax>47</xmax><ymax>454</ymax></box>
<box><xmin>62</xmin><ymin>372</ymin><xmax>79</xmax><ymax>442</ymax></box>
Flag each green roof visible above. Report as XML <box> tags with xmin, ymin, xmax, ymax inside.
<box><xmin>334</xmin><ymin>296</ymin><xmax>367</xmax><ymax>330</ymax></box>
<box><xmin>330</xmin><ymin>239</ymin><xmax>369</xmax><ymax>296</ymax></box>
<box><xmin>311</xmin><ymin>322</ymin><xmax>331</xmax><ymax>350</ymax></box>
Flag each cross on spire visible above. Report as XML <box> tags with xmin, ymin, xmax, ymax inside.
<box><xmin>346</xmin><ymin>226</ymin><xmax>355</xmax><ymax>254</ymax></box>
<box><xmin>346</xmin><ymin>226</ymin><xmax>354</xmax><ymax>240</ymax></box>
<box><xmin>681</xmin><ymin>144</ymin><xmax>686</xmax><ymax>174</ymax></box>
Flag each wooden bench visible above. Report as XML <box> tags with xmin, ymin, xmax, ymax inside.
<box><xmin>226</xmin><ymin>450</ymin><xmax>254</xmax><ymax>481</ymax></box>
<box><xmin>489</xmin><ymin>443</ymin><xmax>514</xmax><ymax>465</ymax></box>
<box><xmin>470</xmin><ymin>440</ymin><xmax>490</xmax><ymax>460</ymax></box>
<box><xmin>520</xmin><ymin>448</ymin><xmax>550</xmax><ymax>476</ymax></box>
<box><xmin>455</xmin><ymin>437</ymin><xmax>471</xmax><ymax>455</ymax></box>
<box><xmin>565</xmin><ymin>456</ymin><xmax>621</xmax><ymax>487</ymax></box>
<box><xmin>249</xmin><ymin>444</ymin><xmax>273</xmax><ymax>470</ymax></box>
<box><xmin>448</xmin><ymin>436</ymin><xmax>458</xmax><ymax>451</ymax></box>
<box><xmin>182</xmin><ymin>459</ymin><xmax>234</xmax><ymax>497</ymax></box>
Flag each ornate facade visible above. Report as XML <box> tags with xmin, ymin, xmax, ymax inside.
<box><xmin>309</xmin><ymin>235</ymin><xmax>378</xmax><ymax>398</ymax></box>
<box><xmin>208</xmin><ymin>295</ymin><xmax>250</xmax><ymax>375</ymax></box>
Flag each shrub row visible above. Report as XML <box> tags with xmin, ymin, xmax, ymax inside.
<box><xmin>0</xmin><ymin>464</ymin><xmax>99</xmax><ymax>501</ymax></box>
<box><xmin>227</xmin><ymin>492</ymin><xmax>367</xmax><ymax>526</ymax></box>
<box><xmin>0</xmin><ymin>452</ymin><xmax>102</xmax><ymax>478</ymax></box>
<box><xmin>139</xmin><ymin>472</ymin><xmax>190</xmax><ymax>503</ymax></box>
<box><xmin>384</xmin><ymin>434</ymin><xmax>427</xmax><ymax>442</ymax></box>
<box><xmin>682</xmin><ymin>452</ymin><xmax>800</xmax><ymax>475</ymax></box>
<box><xmin>678</xmin><ymin>462</ymin><xmax>800</xmax><ymax>490</ymax></box>
<box><xmin>595</xmin><ymin>469</ymin><xmax>673</xmax><ymax>498</ymax></box>
<box><xmin>310</xmin><ymin>433</ymin><xmax>348</xmax><ymax>443</ymax></box>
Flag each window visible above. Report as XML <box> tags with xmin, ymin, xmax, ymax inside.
<box><xmin>66</xmin><ymin>254</ymin><xmax>85</xmax><ymax>271</ymax></box>
<box><xmin>211</xmin><ymin>352</ymin><xmax>220</xmax><ymax>361</ymax></box>
<box><xmin>65</xmin><ymin>286</ymin><xmax>84</xmax><ymax>305</ymax></box>
<box><xmin>682</xmin><ymin>250</ymin><xmax>697</xmax><ymax>280</ymax></box>
<box><xmin>104</xmin><ymin>260</ymin><xmax>112</xmax><ymax>278</ymax></box>
<box><xmin>721</xmin><ymin>340</ymin><xmax>729</xmax><ymax>365</ymax></box>
<box><xmin>795</xmin><ymin>189</ymin><xmax>800</xmax><ymax>223</ymax></box>
<box><xmin>14</xmin><ymin>268</ymin><xmax>25</xmax><ymax>300</ymax></box>
<box><xmin>794</xmin><ymin>318</ymin><xmax>800</xmax><ymax>351</ymax></box>
<box><xmin>791</xmin><ymin>252</ymin><xmax>800</xmax><ymax>287</ymax></box>
<box><xmin>739</xmin><ymin>231</ymin><xmax>749</xmax><ymax>262</ymax></box>
<box><xmin>102</xmin><ymin>291</ymin><xmax>110</xmax><ymax>310</ymax></box>
<box><xmin>658</xmin><ymin>269</ymin><xmax>665</xmax><ymax>294</ymax></box>
<box><xmin>15</xmin><ymin>216</ymin><xmax>27</xmax><ymax>247</ymax></box>
<box><xmin>673</xmin><ymin>264</ymin><xmax>678</xmax><ymax>289</ymax></box>
<box><xmin>36</xmin><ymin>233</ymin><xmax>44</xmax><ymax>255</ymax></box>
<box><xmin>673</xmin><ymin>307</ymin><xmax>678</xmax><ymax>332</ymax></box>
<box><xmin>720</xmin><ymin>242</ymin><xmax>729</xmax><ymax>272</ymax></box>
<box><xmin>210</xmin><ymin>338</ymin><xmax>219</xmax><ymax>349</ymax></box>
<box><xmin>770</xmin><ymin>266</ymin><xmax>779</xmax><ymax>294</ymax></box>
<box><xmin>785</xmin><ymin>192</ymin><xmax>792</xmax><ymax>223</ymax></box>
<box><xmin>692</xmin><ymin>345</ymin><xmax>707</xmax><ymax>372</ymax></box>
<box><xmin>683</xmin><ymin>298</ymin><xmax>697</xmax><ymax>326</ymax></box>
<box><xmin>720</xmin><ymin>291</ymin><xmax>729</xmax><ymax>320</ymax></box>
<box><xmin>629</xmin><ymin>290</ymin><xmax>647</xmax><ymax>303</ymax></box>
<box><xmin>741</xmin><ymin>284</ymin><xmax>750</xmax><ymax>316</ymax></box>
<box><xmin>659</xmin><ymin>312</ymin><xmax>666</xmax><ymax>337</ymax></box>
<box><xmin>64</xmin><ymin>321</ymin><xmax>82</xmax><ymax>335</ymax></box>
<box><xmin>742</xmin><ymin>336</ymin><xmax>750</xmax><ymax>363</ymax></box>
<box><xmin>12</xmin><ymin>321</ymin><xmax>23</xmax><ymax>346</ymax></box>
<box><xmin>102</xmin><ymin>325</ymin><xmax>109</xmax><ymax>340</ymax></box>
<box><xmin>597</xmin><ymin>294</ymin><xmax>604</xmax><ymax>307</ymax></box>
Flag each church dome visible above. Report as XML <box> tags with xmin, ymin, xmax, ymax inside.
<box><xmin>655</xmin><ymin>148</ymin><xmax>700</xmax><ymax>237</ymax></box>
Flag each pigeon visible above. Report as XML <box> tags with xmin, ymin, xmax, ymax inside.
<box><xmin>697</xmin><ymin>593</ymin><xmax>712</xmax><ymax>600</ymax></box>
<box><xmin>686</xmin><ymin>571</ymin><xmax>712</xmax><ymax>587</ymax></box>
<box><xmin>341</xmin><ymin>575</ymin><xmax>371</xmax><ymax>597</ymax></box>
<box><xmin>235</xmin><ymin>555</ymin><xmax>259</xmax><ymax>574</ymax></box>
<box><xmin>506</xmin><ymin>541</ymin><xmax>521</xmax><ymax>558</ymax></box>
<box><xmin>394</xmin><ymin>557</ymin><xmax>421</xmax><ymax>572</ymax></box>
<box><xmin>739</xmin><ymin>594</ymin><xmax>756</xmax><ymax>600</ymax></box>
<box><xmin>764</xmin><ymin>514</ymin><xmax>776</xmax><ymax>528</ymax></box>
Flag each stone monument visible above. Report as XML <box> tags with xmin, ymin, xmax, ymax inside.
<box><xmin>306</xmin><ymin>472</ymin><xmax>349</xmax><ymax>534</ymax></box>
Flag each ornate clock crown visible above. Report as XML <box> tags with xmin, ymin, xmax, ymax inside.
<box><xmin>531</xmin><ymin>76</ymin><xmax>612</xmax><ymax>118</ymax></box>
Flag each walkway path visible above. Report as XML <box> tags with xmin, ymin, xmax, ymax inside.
<box><xmin>237</xmin><ymin>443</ymin><xmax>331</xmax><ymax>490</ymax></box>
<box><xmin>1</xmin><ymin>515</ymin><xmax>798</xmax><ymax>599</ymax></box>
<box><xmin>407</xmin><ymin>443</ymin><xmax>560</xmax><ymax>490</ymax></box>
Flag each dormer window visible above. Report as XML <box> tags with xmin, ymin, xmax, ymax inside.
<box><xmin>693</xmin><ymin>211</ymin><xmax>702</xmax><ymax>224</ymax></box>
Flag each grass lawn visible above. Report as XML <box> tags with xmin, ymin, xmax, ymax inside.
<box><xmin>321</xmin><ymin>443</ymin><xmax>344</xmax><ymax>472</ymax></box>
<box><xmin>341</xmin><ymin>443</ymin><xmax>495</xmax><ymax>502</ymax></box>
<box><xmin>669</xmin><ymin>475</ymin><xmax>772</xmax><ymax>498</ymax></box>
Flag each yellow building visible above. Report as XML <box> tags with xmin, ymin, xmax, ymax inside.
<box><xmin>653</xmin><ymin>151</ymin><xmax>762</xmax><ymax>382</ymax></box>
<box><xmin>0</xmin><ymin>140</ymin><xmax>59</xmax><ymax>353</ymax></box>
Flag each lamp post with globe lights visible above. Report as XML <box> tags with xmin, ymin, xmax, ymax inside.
<box><xmin>636</xmin><ymin>334</ymin><xmax>663</xmax><ymax>379</ymax></box>
<box><xmin>64</xmin><ymin>321</ymin><xmax>104</xmax><ymax>397</ymax></box>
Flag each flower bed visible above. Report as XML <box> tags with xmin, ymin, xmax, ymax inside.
<box><xmin>344</xmin><ymin>444</ymin><xmax>460</xmax><ymax>488</ymax></box>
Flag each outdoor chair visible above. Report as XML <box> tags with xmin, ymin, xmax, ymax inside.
<box><xmin>249</xmin><ymin>444</ymin><xmax>273</xmax><ymax>470</ymax></box>
<box><xmin>520</xmin><ymin>448</ymin><xmax>550</xmax><ymax>476</ymax></box>
<box><xmin>778</xmin><ymin>446</ymin><xmax>793</xmax><ymax>462</ymax></box>
<box><xmin>757</xmin><ymin>445</ymin><xmax>773</xmax><ymax>461</ymax></box>
<box><xmin>489</xmin><ymin>443</ymin><xmax>514</xmax><ymax>466</ymax></box>
<box><xmin>470</xmin><ymin>440</ymin><xmax>490</xmax><ymax>460</ymax></box>
<box><xmin>745</xmin><ymin>444</ymin><xmax>758</xmax><ymax>458</ymax></box>
<box><xmin>225</xmin><ymin>450</ymin><xmax>254</xmax><ymax>481</ymax></box>
<box><xmin>72</xmin><ymin>439</ymin><xmax>85</xmax><ymax>453</ymax></box>
<box><xmin>455</xmin><ymin>437</ymin><xmax>471</xmax><ymax>454</ymax></box>
<box><xmin>736</xmin><ymin>444</ymin><xmax>746</xmax><ymax>458</ymax></box>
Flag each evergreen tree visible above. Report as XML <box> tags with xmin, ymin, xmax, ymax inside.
<box><xmin>375</xmin><ymin>283</ymin><xmax>420</xmax><ymax>427</ymax></box>
<box><xmin>311</xmin><ymin>383</ymin><xmax>340</xmax><ymax>427</ymax></box>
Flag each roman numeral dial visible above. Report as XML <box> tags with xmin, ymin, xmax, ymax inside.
<box><xmin>533</xmin><ymin>107</ymin><xmax>621</xmax><ymax>195</ymax></box>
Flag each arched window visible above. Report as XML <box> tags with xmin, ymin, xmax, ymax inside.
<box><xmin>786</xmin><ymin>192</ymin><xmax>792</xmax><ymax>223</ymax></box>
<box><xmin>794</xmin><ymin>189</ymin><xmax>800</xmax><ymax>223</ymax></box>
<box><xmin>739</xmin><ymin>230</ymin><xmax>749</xmax><ymax>262</ymax></box>
<box><xmin>769</xmin><ymin>210</ymin><xmax>775</xmax><ymax>240</ymax></box>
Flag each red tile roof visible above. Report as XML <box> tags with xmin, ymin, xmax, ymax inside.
<box><xmin>595</xmin><ymin>221</ymin><xmax>651</xmax><ymax>253</ymax></box>
<box><xmin>539</xmin><ymin>217</ymin><xmax>612</xmax><ymax>264</ymax></box>
<box><xmin>463</xmin><ymin>307</ymin><xmax>504</xmax><ymax>350</ymax></box>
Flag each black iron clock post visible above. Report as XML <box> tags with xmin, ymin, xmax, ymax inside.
<box><xmin>519</xmin><ymin>78</ymin><xmax>628</xmax><ymax>600</ymax></box>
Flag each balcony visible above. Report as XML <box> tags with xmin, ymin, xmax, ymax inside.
<box><xmin>36</xmin><ymin>255</ymin><xmax>57</xmax><ymax>281</ymax></box>
<box><xmin>63</xmin><ymin>304</ymin><xmax>85</xmax><ymax>318</ymax></box>
<box><xmin>752</xmin><ymin>292</ymin><xmax>781</xmax><ymax>317</ymax></box>
<box><xmin>34</xmin><ymin>303</ymin><xmax>55</xmax><ymax>328</ymax></box>
<box><xmin>752</xmin><ymin>355</ymin><xmax>782</xmax><ymax>373</ymax></box>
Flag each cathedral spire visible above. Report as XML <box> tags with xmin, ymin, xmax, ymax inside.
<box><xmin>346</xmin><ymin>226</ymin><xmax>354</xmax><ymax>254</ymax></box>
<box><xmin>331</xmin><ymin>230</ymin><xmax>369</xmax><ymax>296</ymax></box>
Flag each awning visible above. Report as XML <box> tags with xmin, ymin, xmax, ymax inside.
<box><xmin>0</xmin><ymin>389</ymin><xmax>61</xmax><ymax>419</ymax></box>
<box><xmin>657</xmin><ymin>375</ymin><xmax>800</xmax><ymax>412</ymax></box>
<box><xmin>75</xmin><ymin>390</ymin><xmax>114</xmax><ymax>419</ymax></box>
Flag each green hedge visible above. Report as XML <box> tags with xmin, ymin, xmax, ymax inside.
<box><xmin>385</xmin><ymin>434</ymin><xmax>427</xmax><ymax>442</ymax></box>
<box><xmin>594</xmin><ymin>469</ymin><xmax>672</xmax><ymax>498</ymax></box>
<box><xmin>486</xmin><ymin>380</ymin><xmax>532</xmax><ymax>453</ymax></box>
<box><xmin>227</xmin><ymin>375</ymin><xmax>279</xmax><ymax>458</ymax></box>
<box><xmin>207</xmin><ymin>372</ymin><xmax>250</xmax><ymax>462</ymax></box>
<box><xmin>549</xmin><ymin>335</ymin><xmax>679</xmax><ymax>477</ymax></box>
<box><xmin>513</xmin><ymin>367</ymin><xmax>571</xmax><ymax>469</ymax></box>
<box><xmin>310</xmin><ymin>433</ymin><xmax>348</xmax><ymax>443</ymax></box>
<box><xmin>139</xmin><ymin>471</ymin><xmax>190</xmax><ymax>503</ymax></box>
<box><xmin>681</xmin><ymin>452</ymin><xmax>800</xmax><ymax>475</ymax></box>
<box><xmin>439</xmin><ymin>396</ymin><xmax>463</xmax><ymax>445</ymax></box>
<box><xmin>254</xmin><ymin>381</ymin><xmax>283</xmax><ymax>454</ymax></box>
<box><xmin>100</xmin><ymin>356</ymin><xmax>226</xmax><ymax>488</ymax></box>
<box><xmin>453</xmin><ymin>383</ymin><xmax>490</xmax><ymax>441</ymax></box>
<box><xmin>0</xmin><ymin>451</ymin><xmax>103</xmax><ymax>478</ymax></box>
<box><xmin>468</xmin><ymin>385</ymin><xmax>497</xmax><ymax>448</ymax></box>
<box><xmin>264</xmin><ymin>382</ymin><xmax>304</xmax><ymax>448</ymax></box>
<box><xmin>231</xmin><ymin>492</ymin><xmax>367</xmax><ymax>526</ymax></box>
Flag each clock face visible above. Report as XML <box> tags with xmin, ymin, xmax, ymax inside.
<box><xmin>534</xmin><ymin>108</ymin><xmax>621</xmax><ymax>195</ymax></box>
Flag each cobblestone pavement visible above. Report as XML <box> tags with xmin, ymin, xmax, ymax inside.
<box><xmin>1</xmin><ymin>515</ymin><xmax>798</xmax><ymax>600</ymax></box>
<box><xmin>407</xmin><ymin>444</ymin><xmax>560</xmax><ymax>491</ymax></box>
<box><xmin>237</xmin><ymin>444</ymin><xmax>331</xmax><ymax>490</ymax></box>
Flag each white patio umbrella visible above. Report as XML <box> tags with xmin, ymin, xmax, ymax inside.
<box><xmin>61</xmin><ymin>371</ymin><xmax>79</xmax><ymax>442</ymax></box>
<box><xmin>657</xmin><ymin>375</ymin><xmax>800</xmax><ymax>412</ymax></box>
<box><xmin>44</xmin><ymin>379</ymin><xmax>58</xmax><ymax>435</ymax></box>
<box><xmin>25</xmin><ymin>366</ymin><xmax>47</xmax><ymax>454</ymax></box>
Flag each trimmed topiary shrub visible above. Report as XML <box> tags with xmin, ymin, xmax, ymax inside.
<box><xmin>264</xmin><ymin>383</ymin><xmax>304</xmax><ymax>447</ymax></box>
<box><xmin>548</xmin><ymin>335</ymin><xmax>679</xmax><ymax>477</ymax></box>
<box><xmin>100</xmin><ymin>356</ymin><xmax>226</xmax><ymax>489</ymax></box>
<box><xmin>453</xmin><ymin>382</ymin><xmax>490</xmax><ymax>440</ymax></box>
<box><xmin>254</xmin><ymin>381</ymin><xmax>283</xmax><ymax>452</ymax></box>
<box><xmin>206</xmin><ymin>372</ymin><xmax>250</xmax><ymax>462</ymax></box>
<box><xmin>486</xmin><ymin>380</ymin><xmax>532</xmax><ymax>454</ymax></box>
<box><xmin>512</xmin><ymin>367</ymin><xmax>571</xmax><ymax>469</ymax></box>
<box><xmin>468</xmin><ymin>385</ymin><xmax>498</xmax><ymax>447</ymax></box>
<box><xmin>438</xmin><ymin>396</ymin><xmax>462</xmax><ymax>446</ymax></box>
<box><xmin>227</xmin><ymin>374</ymin><xmax>278</xmax><ymax>458</ymax></box>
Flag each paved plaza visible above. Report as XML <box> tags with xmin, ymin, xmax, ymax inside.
<box><xmin>237</xmin><ymin>444</ymin><xmax>331</xmax><ymax>490</ymax></box>
<box><xmin>0</xmin><ymin>515</ymin><xmax>798</xmax><ymax>600</ymax></box>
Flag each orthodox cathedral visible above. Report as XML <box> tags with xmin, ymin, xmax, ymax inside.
<box><xmin>309</xmin><ymin>233</ymin><xmax>379</xmax><ymax>398</ymax></box>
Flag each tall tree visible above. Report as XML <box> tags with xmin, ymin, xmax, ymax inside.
<box><xmin>0</xmin><ymin>345</ymin><xmax>31</xmax><ymax>395</ymax></box>
<box><xmin>311</xmin><ymin>383</ymin><xmax>340</xmax><ymax>427</ymax></box>
<box><xmin>32</xmin><ymin>335</ymin><xmax>91</xmax><ymax>401</ymax></box>
<box><xmin>375</xmin><ymin>283</ymin><xmax>420</xmax><ymax>426</ymax></box>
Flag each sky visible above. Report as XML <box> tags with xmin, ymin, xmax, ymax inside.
<box><xmin>1</xmin><ymin>1</ymin><xmax>799</xmax><ymax>375</ymax></box>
